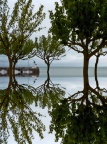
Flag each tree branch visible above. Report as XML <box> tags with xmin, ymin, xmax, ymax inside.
<box><xmin>89</xmin><ymin>39</ymin><xmax>106</xmax><ymax>58</ymax></box>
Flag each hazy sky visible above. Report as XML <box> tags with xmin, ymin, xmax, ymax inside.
<box><xmin>6</xmin><ymin>0</ymin><xmax>107</xmax><ymax>67</ymax></box>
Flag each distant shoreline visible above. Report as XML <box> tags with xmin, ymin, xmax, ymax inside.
<box><xmin>39</xmin><ymin>66</ymin><xmax>107</xmax><ymax>68</ymax></box>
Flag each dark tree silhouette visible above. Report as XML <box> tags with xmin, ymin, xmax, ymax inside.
<box><xmin>49</xmin><ymin>0</ymin><xmax>107</xmax><ymax>88</ymax></box>
<box><xmin>49</xmin><ymin>70</ymin><xmax>107</xmax><ymax>144</ymax></box>
<box><xmin>94</xmin><ymin>48</ymin><xmax>107</xmax><ymax>88</ymax></box>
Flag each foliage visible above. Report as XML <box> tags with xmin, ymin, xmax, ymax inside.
<box><xmin>49</xmin><ymin>85</ymin><xmax>107</xmax><ymax>144</ymax></box>
<box><xmin>49</xmin><ymin>0</ymin><xmax>107</xmax><ymax>57</ymax></box>
<box><xmin>0</xmin><ymin>78</ymin><xmax>45</xmax><ymax>144</ymax></box>
<box><xmin>31</xmin><ymin>34</ymin><xmax>66</xmax><ymax>65</ymax></box>
<box><xmin>0</xmin><ymin>0</ymin><xmax>45</xmax><ymax>64</ymax></box>
<box><xmin>11</xmin><ymin>39</ymin><xmax>35</xmax><ymax>61</ymax></box>
<box><xmin>24</xmin><ymin>77</ymin><xmax>65</xmax><ymax>109</ymax></box>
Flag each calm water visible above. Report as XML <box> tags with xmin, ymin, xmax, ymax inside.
<box><xmin>40</xmin><ymin>67</ymin><xmax>107</xmax><ymax>77</ymax></box>
<box><xmin>1</xmin><ymin>67</ymin><xmax>107</xmax><ymax>144</ymax></box>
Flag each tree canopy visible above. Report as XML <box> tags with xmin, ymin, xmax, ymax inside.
<box><xmin>49</xmin><ymin>0</ymin><xmax>107</xmax><ymax>88</ymax></box>
<box><xmin>0</xmin><ymin>0</ymin><xmax>45</xmax><ymax>76</ymax></box>
<box><xmin>31</xmin><ymin>34</ymin><xmax>66</xmax><ymax>75</ymax></box>
<box><xmin>33</xmin><ymin>34</ymin><xmax>66</xmax><ymax>64</ymax></box>
<box><xmin>49</xmin><ymin>0</ymin><xmax>107</xmax><ymax>57</ymax></box>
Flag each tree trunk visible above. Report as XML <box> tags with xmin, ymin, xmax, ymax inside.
<box><xmin>47</xmin><ymin>62</ymin><xmax>50</xmax><ymax>80</ymax></box>
<box><xmin>95</xmin><ymin>53</ymin><xmax>100</xmax><ymax>89</ymax></box>
<box><xmin>13</xmin><ymin>61</ymin><xmax>17</xmax><ymax>78</ymax></box>
<box><xmin>83</xmin><ymin>49</ymin><xmax>89</xmax><ymax>105</ymax></box>
<box><xmin>8</xmin><ymin>56</ymin><xmax>13</xmax><ymax>78</ymax></box>
<box><xmin>83</xmin><ymin>52</ymin><xmax>89</xmax><ymax>89</ymax></box>
<box><xmin>7</xmin><ymin>56</ymin><xmax>13</xmax><ymax>91</ymax></box>
<box><xmin>8</xmin><ymin>70</ymin><xmax>13</xmax><ymax>91</ymax></box>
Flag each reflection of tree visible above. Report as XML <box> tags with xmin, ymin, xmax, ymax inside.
<box><xmin>49</xmin><ymin>82</ymin><xmax>107</xmax><ymax>144</ymax></box>
<box><xmin>27</xmin><ymin>76</ymin><xmax>65</xmax><ymax>109</ymax></box>
<box><xmin>0</xmin><ymin>77</ymin><xmax>45</xmax><ymax>144</ymax></box>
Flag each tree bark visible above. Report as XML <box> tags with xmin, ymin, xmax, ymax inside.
<box><xmin>95</xmin><ymin>53</ymin><xmax>100</xmax><ymax>89</ymax></box>
<box><xmin>83</xmin><ymin>51</ymin><xmax>89</xmax><ymax>89</ymax></box>
<box><xmin>47</xmin><ymin>62</ymin><xmax>50</xmax><ymax>80</ymax></box>
<box><xmin>8</xmin><ymin>56</ymin><xmax>13</xmax><ymax>78</ymax></box>
<box><xmin>83</xmin><ymin>49</ymin><xmax>89</xmax><ymax>105</ymax></box>
<box><xmin>7</xmin><ymin>56</ymin><xmax>13</xmax><ymax>91</ymax></box>
<box><xmin>8</xmin><ymin>56</ymin><xmax>17</xmax><ymax>78</ymax></box>
<box><xmin>13</xmin><ymin>60</ymin><xmax>17</xmax><ymax>77</ymax></box>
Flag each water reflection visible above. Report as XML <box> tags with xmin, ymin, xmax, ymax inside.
<box><xmin>0</xmin><ymin>76</ymin><xmax>45</xmax><ymax>144</ymax></box>
<box><xmin>0</xmin><ymin>73</ymin><xmax>65</xmax><ymax>144</ymax></box>
<box><xmin>32</xmin><ymin>75</ymin><xmax>65</xmax><ymax>109</ymax></box>
<box><xmin>49</xmin><ymin>79</ymin><xmax>107</xmax><ymax>144</ymax></box>
<box><xmin>1</xmin><ymin>66</ymin><xmax>107</xmax><ymax>144</ymax></box>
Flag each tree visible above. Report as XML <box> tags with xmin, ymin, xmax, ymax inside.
<box><xmin>0</xmin><ymin>76</ymin><xmax>45</xmax><ymax>144</ymax></box>
<box><xmin>0</xmin><ymin>0</ymin><xmax>45</xmax><ymax>77</ymax></box>
<box><xmin>49</xmin><ymin>82</ymin><xmax>107</xmax><ymax>144</ymax></box>
<box><xmin>10</xmin><ymin>38</ymin><xmax>35</xmax><ymax>75</ymax></box>
<box><xmin>94</xmin><ymin>47</ymin><xmax>107</xmax><ymax>88</ymax></box>
<box><xmin>49</xmin><ymin>0</ymin><xmax>107</xmax><ymax>89</ymax></box>
<box><xmin>32</xmin><ymin>34</ymin><xmax>66</xmax><ymax>77</ymax></box>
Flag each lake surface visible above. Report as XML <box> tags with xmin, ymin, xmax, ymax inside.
<box><xmin>40</xmin><ymin>67</ymin><xmax>107</xmax><ymax>77</ymax></box>
<box><xmin>1</xmin><ymin>67</ymin><xmax>107</xmax><ymax>144</ymax></box>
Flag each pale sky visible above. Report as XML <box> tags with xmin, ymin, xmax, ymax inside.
<box><xmin>6</xmin><ymin>0</ymin><xmax>107</xmax><ymax>67</ymax></box>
